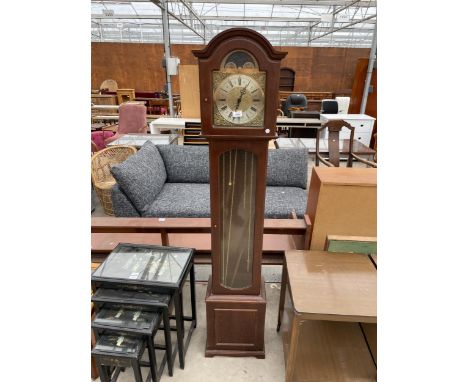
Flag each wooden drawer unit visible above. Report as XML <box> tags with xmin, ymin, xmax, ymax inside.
<box><xmin>183</xmin><ymin>122</ymin><xmax>208</xmax><ymax>145</ymax></box>
<box><xmin>320</xmin><ymin>114</ymin><xmax>375</xmax><ymax>147</ymax></box>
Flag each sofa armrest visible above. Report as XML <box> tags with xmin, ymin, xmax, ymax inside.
<box><xmin>111</xmin><ymin>184</ymin><xmax>141</xmax><ymax>217</ymax></box>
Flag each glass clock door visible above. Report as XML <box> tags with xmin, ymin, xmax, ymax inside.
<box><xmin>219</xmin><ymin>149</ymin><xmax>256</xmax><ymax>289</ymax></box>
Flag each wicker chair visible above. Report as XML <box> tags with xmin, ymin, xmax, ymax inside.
<box><xmin>99</xmin><ymin>79</ymin><xmax>118</xmax><ymax>93</ymax></box>
<box><xmin>91</xmin><ymin>146</ymin><xmax>137</xmax><ymax>216</ymax></box>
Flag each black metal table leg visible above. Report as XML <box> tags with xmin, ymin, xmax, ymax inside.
<box><xmin>189</xmin><ymin>264</ymin><xmax>197</xmax><ymax>328</ymax></box>
<box><xmin>132</xmin><ymin>359</ymin><xmax>144</xmax><ymax>382</ymax></box>
<box><xmin>173</xmin><ymin>290</ymin><xmax>185</xmax><ymax>369</ymax></box>
<box><xmin>162</xmin><ymin>308</ymin><xmax>173</xmax><ymax>376</ymax></box>
<box><xmin>179</xmin><ymin>289</ymin><xmax>185</xmax><ymax>339</ymax></box>
<box><xmin>147</xmin><ymin>337</ymin><xmax>158</xmax><ymax>382</ymax></box>
<box><xmin>96</xmin><ymin>362</ymin><xmax>111</xmax><ymax>382</ymax></box>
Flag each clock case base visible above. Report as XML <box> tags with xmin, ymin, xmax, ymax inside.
<box><xmin>205</xmin><ymin>276</ymin><xmax>266</xmax><ymax>358</ymax></box>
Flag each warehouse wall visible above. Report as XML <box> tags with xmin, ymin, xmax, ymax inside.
<box><xmin>91</xmin><ymin>42</ymin><xmax>370</xmax><ymax>94</ymax></box>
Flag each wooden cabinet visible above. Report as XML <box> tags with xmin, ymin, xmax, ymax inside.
<box><xmin>279</xmin><ymin>67</ymin><xmax>295</xmax><ymax>91</ymax></box>
<box><xmin>306</xmin><ymin>167</ymin><xmax>377</xmax><ymax>250</ymax></box>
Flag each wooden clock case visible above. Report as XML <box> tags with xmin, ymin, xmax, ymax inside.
<box><xmin>193</xmin><ymin>28</ymin><xmax>286</xmax><ymax>358</ymax></box>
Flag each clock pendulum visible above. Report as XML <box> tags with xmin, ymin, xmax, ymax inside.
<box><xmin>193</xmin><ymin>28</ymin><xmax>286</xmax><ymax>358</ymax></box>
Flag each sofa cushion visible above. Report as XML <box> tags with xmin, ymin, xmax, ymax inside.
<box><xmin>111</xmin><ymin>184</ymin><xmax>141</xmax><ymax>217</ymax></box>
<box><xmin>144</xmin><ymin>183</ymin><xmax>210</xmax><ymax>218</ymax></box>
<box><xmin>142</xmin><ymin>183</ymin><xmax>306</xmax><ymax>219</ymax></box>
<box><xmin>111</xmin><ymin>141</ymin><xmax>167</xmax><ymax>214</ymax></box>
<box><xmin>157</xmin><ymin>145</ymin><xmax>209</xmax><ymax>183</ymax></box>
<box><xmin>264</xmin><ymin>186</ymin><xmax>308</xmax><ymax>218</ymax></box>
<box><xmin>266</xmin><ymin>148</ymin><xmax>308</xmax><ymax>189</ymax></box>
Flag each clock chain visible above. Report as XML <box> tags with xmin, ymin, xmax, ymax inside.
<box><xmin>247</xmin><ymin>152</ymin><xmax>254</xmax><ymax>272</ymax></box>
<box><xmin>221</xmin><ymin>154</ymin><xmax>226</xmax><ymax>285</ymax></box>
<box><xmin>225</xmin><ymin>150</ymin><xmax>237</xmax><ymax>286</ymax></box>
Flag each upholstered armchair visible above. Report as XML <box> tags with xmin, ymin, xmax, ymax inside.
<box><xmin>104</xmin><ymin>103</ymin><xmax>147</xmax><ymax>145</ymax></box>
<box><xmin>91</xmin><ymin>130</ymin><xmax>115</xmax><ymax>151</ymax></box>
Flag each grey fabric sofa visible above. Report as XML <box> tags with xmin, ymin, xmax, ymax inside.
<box><xmin>111</xmin><ymin>141</ymin><xmax>308</xmax><ymax>219</ymax></box>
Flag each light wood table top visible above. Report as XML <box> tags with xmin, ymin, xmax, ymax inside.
<box><xmin>285</xmin><ymin>250</ymin><xmax>376</xmax><ymax>323</ymax></box>
<box><xmin>149</xmin><ymin>116</ymin><xmax>321</xmax><ymax>132</ymax></box>
<box><xmin>91</xmin><ymin>105</ymin><xmax>119</xmax><ymax>110</ymax></box>
<box><xmin>276</xmin><ymin>117</ymin><xmax>321</xmax><ymax>125</ymax></box>
<box><xmin>92</xmin><ymin>115</ymin><xmax>162</xmax><ymax>122</ymax></box>
<box><xmin>321</xmin><ymin>113</ymin><xmax>375</xmax><ymax>121</ymax></box>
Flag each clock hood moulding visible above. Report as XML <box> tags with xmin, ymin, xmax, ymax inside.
<box><xmin>193</xmin><ymin>28</ymin><xmax>287</xmax><ymax>61</ymax></box>
<box><xmin>193</xmin><ymin>27</ymin><xmax>287</xmax><ymax>139</ymax></box>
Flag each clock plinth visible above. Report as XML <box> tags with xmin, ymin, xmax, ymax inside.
<box><xmin>205</xmin><ymin>276</ymin><xmax>266</xmax><ymax>358</ymax></box>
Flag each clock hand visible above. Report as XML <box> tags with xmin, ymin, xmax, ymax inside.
<box><xmin>235</xmin><ymin>86</ymin><xmax>248</xmax><ymax>110</ymax></box>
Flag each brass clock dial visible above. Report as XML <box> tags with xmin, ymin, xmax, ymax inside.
<box><xmin>213</xmin><ymin>72</ymin><xmax>265</xmax><ymax>127</ymax></box>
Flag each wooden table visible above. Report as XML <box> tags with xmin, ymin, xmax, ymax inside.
<box><xmin>276</xmin><ymin>137</ymin><xmax>376</xmax><ymax>162</ymax></box>
<box><xmin>289</xmin><ymin>110</ymin><xmax>320</xmax><ymax>119</ymax></box>
<box><xmin>150</xmin><ymin>117</ymin><xmax>201</xmax><ymax>134</ymax></box>
<box><xmin>278</xmin><ymin>250</ymin><xmax>377</xmax><ymax>381</ymax></box>
<box><xmin>91</xmin><ymin>114</ymin><xmax>161</xmax><ymax>127</ymax></box>
<box><xmin>320</xmin><ymin>113</ymin><xmax>375</xmax><ymax>146</ymax></box>
<box><xmin>91</xmin><ymin>105</ymin><xmax>119</xmax><ymax>111</ymax></box>
<box><xmin>149</xmin><ymin>116</ymin><xmax>322</xmax><ymax>134</ymax></box>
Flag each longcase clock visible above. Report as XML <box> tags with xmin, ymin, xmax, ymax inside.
<box><xmin>193</xmin><ymin>28</ymin><xmax>286</xmax><ymax>358</ymax></box>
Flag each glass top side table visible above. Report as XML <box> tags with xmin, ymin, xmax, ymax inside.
<box><xmin>107</xmin><ymin>134</ymin><xmax>178</xmax><ymax>148</ymax></box>
<box><xmin>92</xmin><ymin>243</ymin><xmax>197</xmax><ymax>370</ymax></box>
<box><xmin>93</xmin><ymin>333</ymin><xmax>144</xmax><ymax>356</ymax></box>
<box><xmin>93</xmin><ymin>288</ymin><xmax>171</xmax><ymax>307</ymax></box>
<box><xmin>92</xmin><ymin>290</ymin><xmax>173</xmax><ymax>379</ymax></box>
<box><xmin>92</xmin><ymin>334</ymin><xmax>146</xmax><ymax>382</ymax></box>
<box><xmin>92</xmin><ymin>243</ymin><xmax>191</xmax><ymax>287</ymax></box>
<box><xmin>94</xmin><ymin>307</ymin><xmax>158</xmax><ymax>332</ymax></box>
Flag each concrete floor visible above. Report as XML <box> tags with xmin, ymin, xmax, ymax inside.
<box><xmin>103</xmin><ymin>281</ymin><xmax>285</xmax><ymax>382</ymax></box>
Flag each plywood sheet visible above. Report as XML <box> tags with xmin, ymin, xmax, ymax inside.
<box><xmin>179</xmin><ymin>65</ymin><xmax>201</xmax><ymax>118</ymax></box>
